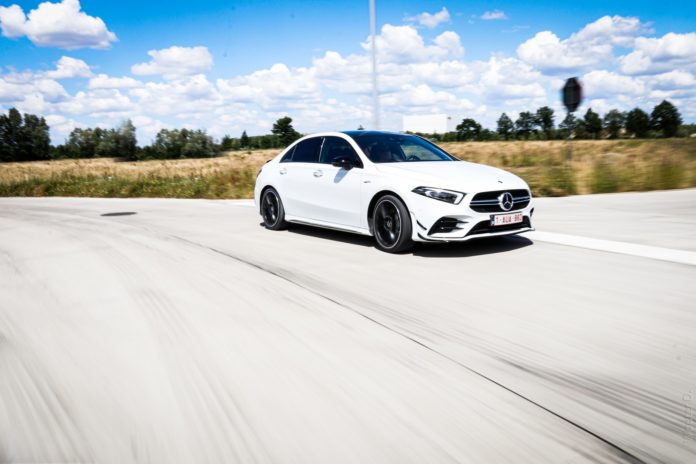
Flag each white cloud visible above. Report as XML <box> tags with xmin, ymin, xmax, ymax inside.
<box><xmin>0</xmin><ymin>0</ymin><xmax>117</xmax><ymax>49</ymax></box>
<box><xmin>644</xmin><ymin>70</ymin><xmax>696</xmax><ymax>90</ymax></box>
<box><xmin>362</xmin><ymin>24</ymin><xmax>464</xmax><ymax>64</ymax></box>
<box><xmin>45</xmin><ymin>56</ymin><xmax>92</xmax><ymax>79</ymax></box>
<box><xmin>477</xmin><ymin>56</ymin><xmax>546</xmax><ymax>100</ymax></box>
<box><xmin>433</xmin><ymin>31</ymin><xmax>464</xmax><ymax>56</ymax></box>
<box><xmin>88</xmin><ymin>74</ymin><xmax>143</xmax><ymax>90</ymax></box>
<box><xmin>0</xmin><ymin>72</ymin><xmax>67</xmax><ymax>104</ymax></box>
<box><xmin>407</xmin><ymin>7</ymin><xmax>450</xmax><ymax>29</ymax></box>
<box><xmin>573</xmin><ymin>15</ymin><xmax>650</xmax><ymax>47</ymax></box>
<box><xmin>58</xmin><ymin>89</ymin><xmax>134</xmax><ymax>115</ymax></box>
<box><xmin>517</xmin><ymin>15</ymin><xmax>649</xmax><ymax>73</ymax></box>
<box><xmin>130</xmin><ymin>74</ymin><xmax>220</xmax><ymax>117</ymax></box>
<box><xmin>582</xmin><ymin>70</ymin><xmax>645</xmax><ymax>99</ymax></box>
<box><xmin>0</xmin><ymin>77</ymin><xmax>30</xmax><ymax>102</ymax></box>
<box><xmin>619</xmin><ymin>32</ymin><xmax>696</xmax><ymax>75</ymax></box>
<box><xmin>130</xmin><ymin>115</ymin><xmax>166</xmax><ymax>143</ymax></box>
<box><xmin>217</xmin><ymin>64</ymin><xmax>319</xmax><ymax>110</ymax></box>
<box><xmin>517</xmin><ymin>30</ymin><xmax>605</xmax><ymax>73</ymax></box>
<box><xmin>3</xmin><ymin>14</ymin><xmax>695</xmax><ymax>143</ymax></box>
<box><xmin>33</xmin><ymin>78</ymin><xmax>69</xmax><ymax>102</ymax></box>
<box><xmin>44</xmin><ymin>113</ymin><xmax>77</xmax><ymax>142</ymax></box>
<box><xmin>131</xmin><ymin>46</ymin><xmax>213</xmax><ymax>80</ymax></box>
<box><xmin>481</xmin><ymin>10</ymin><xmax>508</xmax><ymax>21</ymax></box>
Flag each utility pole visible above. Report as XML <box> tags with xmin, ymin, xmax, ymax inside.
<box><xmin>369</xmin><ymin>0</ymin><xmax>380</xmax><ymax>130</ymax></box>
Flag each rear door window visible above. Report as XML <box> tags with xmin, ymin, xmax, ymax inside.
<box><xmin>290</xmin><ymin>137</ymin><xmax>322</xmax><ymax>163</ymax></box>
<box><xmin>280</xmin><ymin>145</ymin><xmax>295</xmax><ymax>163</ymax></box>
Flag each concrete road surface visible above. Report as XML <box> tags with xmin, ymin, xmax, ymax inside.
<box><xmin>1</xmin><ymin>189</ymin><xmax>695</xmax><ymax>463</ymax></box>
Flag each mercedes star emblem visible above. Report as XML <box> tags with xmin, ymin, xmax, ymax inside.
<box><xmin>498</xmin><ymin>192</ymin><xmax>514</xmax><ymax>211</ymax></box>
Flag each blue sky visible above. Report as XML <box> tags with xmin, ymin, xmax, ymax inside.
<box><xmin>1</xmin><ymin>0</ymin><xmax>695</xmax><ymax>142</ymax></box>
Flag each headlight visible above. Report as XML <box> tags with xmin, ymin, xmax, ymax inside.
<box><xmin>412</xmin><ymin>186</ymin><xmax>465</xmax><ymax>204</ymax></box>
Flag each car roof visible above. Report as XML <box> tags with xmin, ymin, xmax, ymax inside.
<box><xmin>342</xmin><ymin>130</ymin><xmax>406</xmax><ymax>138</ymax></box>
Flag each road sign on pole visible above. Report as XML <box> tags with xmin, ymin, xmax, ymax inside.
<box><xmin>562</xmin><ymin>77</ymin><xmax>582</xmax><ymax>113</ymax></box>
<box><xmin>562</xmin><ymin>77</ymin><xmax>582</xmax><ymax>162</ymax></box>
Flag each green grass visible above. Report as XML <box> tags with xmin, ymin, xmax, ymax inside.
<box><xmin>2</xmin><ymin>139</ymin><xmax>696</xmax><ymax>198</ymax></box>
<box><xmin>0</xmin><ymin>169</ymin><xmax>257</xmax><ymax>199</ymax></box>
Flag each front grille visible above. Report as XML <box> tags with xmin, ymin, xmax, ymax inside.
<box><xmin>466</xmin><ymin>217</ymin><xmax>531</xmax><ymax>236</ymax></box>
<box><xmin>429</xmin><ymin>217</ymin><xmax>467</xmax><ymax>235</ymax></box>
<box><xmin>469</xmin><ymin>189</ymin><xmax>530</xmax><ymax>213</ymax></box>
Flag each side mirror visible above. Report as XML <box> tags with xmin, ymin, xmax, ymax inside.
<box><xmin>331</xmin><ymin>156</ymin><xmax>354</xmax><ymax>170</ymax></box>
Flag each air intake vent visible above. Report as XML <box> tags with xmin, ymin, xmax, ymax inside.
<box><xmin>429</xmin><ymin>217</ymin><xmax>467</xmax><ymax>235</ymax></box>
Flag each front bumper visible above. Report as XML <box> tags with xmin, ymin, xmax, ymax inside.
<box><xmin>407</xmin><ymin>191</ymin><xmax>534</xmax><ymax>242</ymax></box>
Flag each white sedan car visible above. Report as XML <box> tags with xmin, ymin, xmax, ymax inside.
<box><xmin>254</xmin><ymin>131</ymin><xmax>534</xmax><ymax>253</ymax></box>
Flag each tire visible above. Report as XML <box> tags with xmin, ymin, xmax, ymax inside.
<box><xmin>260</xmin><ymin>188</ymin><xmax>287</xmax><ymax>230</ymax></box>
<box><xmin>372</xmin><ymin>195</ymin><xmax>413</xmax><ymax>253</ymax></box>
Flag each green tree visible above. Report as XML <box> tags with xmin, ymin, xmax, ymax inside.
<box><xmin>118</xmin><ymin>119</ymin><xmax>137</xmax><ymax>159</ymax></box>
<box><xmin>625</xmin><ymin>108</ymin><xmax>650</xmax><ymax>138</ymax></box>
<box><xmin>535</xmin><ymin>106</ymin><xmax>555</xmax><ymax>139</ymax></box>
<box><xmin>153</xmin><ymin>129</ymin><xmax>183</xmax><ymax>158</ymax></box>
<box><xmin>95</xmin><ymin>129</ymin><xmax>118</xmax><ymax>157</ymax></box>
<box><xmin>149</xmin><ymin>128</ymin><xmax>218</xmax><ymax>159</ymax></box>
<box><xmin>67</xmin><ymin>128</ymin><xmax>98</xmax><ymax>158</ymax></box>
<box><xmin>220</xmin><ymin>135</ymin><xmax>234</xmax><ymax>151</ymax></box>
<box><xmin>559</xmin><ymin>113</ymin><xmax>578</xmax><ymax>139</ymax></box>
<box><xmin>603</xmin><ymin>109</ymin><xmax>626</xmax><ymax>139</ymax></box>
<box><xmin>456</xmin><ymin>118</ymin><xmax>482</xmax><ymax>141</ymax></box>
<box><xmin>515</xmin><ymin>112</ymin><xmax>536</xmax><ymax>140</ymax></box>
<box><xmin>19</xmin><ymin>113</ymin><xmax>51</xmax><ymax>160</ymax></box>
<box><xmin>0</xmin><ymin>108</ymin><xmax>25</xmax><ymax>161</ymax></box>
<box><xmin>181</xmin><ymin>130</ymin><xmax>218</xmax><ymax>158</ymax></box>
<box><xmin>271</xmin><ymin>117</ymin><xmax>301</xmax><ymax>147</ymax></box>
<box><xmin>496</xmin><ymin>113</ymin><xmax>514</xmax><ymax>140</ymax></box>
<box><xmin>650</xmin><ymin>100</ymin><xmax>682</xmax><ymax>137</ymax></box>
<box><xmin>583</xmin><ymin>108</ymin><xmax>602</xmax><ymax>139</ymax></box>
<box><xmin>240</xmin><ymin>130</ymin><xmax>250</xmax><ymax>148</ymax></box>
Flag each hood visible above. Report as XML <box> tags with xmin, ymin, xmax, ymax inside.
<box><xmin>374</xmin><ymin>161</ymin><xmax>528</xmax><ymax>192</ymax></box>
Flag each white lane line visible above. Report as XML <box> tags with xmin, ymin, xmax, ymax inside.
<box><xmin>222</xmin><ymin>200</ymin><xmax>696</xmax><ymax>266</ymax></box>
<box><xmin>524</xmin><ymin>231</ymin><xmax>696</xmax><ymax>266</ymax></box>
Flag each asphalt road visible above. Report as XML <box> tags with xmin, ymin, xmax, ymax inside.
<box><xmin>1</xmin><ymin>190</ymin><xmax>695</xmax><ymax>463</ymax></box>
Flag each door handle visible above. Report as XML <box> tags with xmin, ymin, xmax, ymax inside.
<box><xmin>279</xmin><ymin>168</ymin><xmax>287</xmax><ymax>175</ymax></box>
<box><xmin>313</xmin><ymin>170</ymin><xmax>323</xmax><ymax>177</ymax></box>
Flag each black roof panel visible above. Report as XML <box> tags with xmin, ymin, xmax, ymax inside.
<box><xmin>342</xmin><ymin>130</ymin><xmax>404</xmax><ymax>138</ymax></box>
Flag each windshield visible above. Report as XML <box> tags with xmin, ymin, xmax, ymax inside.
<box><xmin>349</xmin><ymin>134</ymin><xmax>457</xmax><ymax>163</ymax></box>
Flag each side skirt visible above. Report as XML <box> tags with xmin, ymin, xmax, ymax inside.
<box><xmin>285</xmin><ymin>215</ymin><xmax>373</xmax><ymax>236</ymax></box>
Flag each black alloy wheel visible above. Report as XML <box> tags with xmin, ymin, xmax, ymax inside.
<box><xmin>261</xmin><ymin>188</ymin><xmax>287</xmax><ymax>230</ymax></box>
<box><xmin>373</xmin><ymin>195</ymin><xmax>413</xmax><ymax>253</ymax></box>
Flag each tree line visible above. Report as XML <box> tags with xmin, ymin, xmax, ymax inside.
<box><xmin>0</xmin><ymin>101</ymin><xmax>691</xmax><ymax>163</ymax></box>
<box><xmin>219</xmin><ymin>116</ymin><xmax>301</xmax><ymax>151</ymax></box>
<box><xmin>0</xmin><ymin>108</ymin><xmax>50</xmax><ymax>162</ymax></box>
<box><xmin>0</xmin><ymin>109</ymin><xmax>303</xmax><ymax>162</ymax></box>
<box><xmin>429</xmin><ymin>100</ymin><xmax>687</xmax><ymax>142</ymax></box>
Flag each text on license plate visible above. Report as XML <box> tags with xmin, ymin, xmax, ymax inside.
<box><xmin>491</xmin><ymin>212</ymin><xmax>523</xmax><ymax>226</ymax></box>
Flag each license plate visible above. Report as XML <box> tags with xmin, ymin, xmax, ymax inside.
<box><xmin>491</xmin><ymin>212</ymin><xmax>523</xmax><ymax>226</ymax></box>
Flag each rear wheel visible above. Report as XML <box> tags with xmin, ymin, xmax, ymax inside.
<box><xmin>373</xmin><ymin>195</ymin><xmax>413</xmax><ymax>253</ymax></box>
<box><xmin>261</xmin><ymin>188</ymin><xmax>287</xmax><ymax>230</ymax></box>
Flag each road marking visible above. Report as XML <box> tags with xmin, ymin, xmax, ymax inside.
<box><xmin>227</xmin><ymin>199</ymin><xmax>695</xmax><ymax>266</ymax></box>
<box><xmin>525</xmin><ymin>231</ymin><xmax>696</xmax><ymax>266</ymax></box>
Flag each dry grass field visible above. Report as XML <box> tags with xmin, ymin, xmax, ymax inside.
<box><xmin>1</xmin><ymin>140</ymin><xmax>695</xmax><ymax>198</ymax></box>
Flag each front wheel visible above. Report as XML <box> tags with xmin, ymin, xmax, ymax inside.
<box><xmin>260</xmin><ymin>188</ymin><xmax>287</xmax><ymax>230</ymax></box>
<box><xmin>373</xmin><ymin>195</ymin><xmax>413</xmax><ymax>253</ymax></box>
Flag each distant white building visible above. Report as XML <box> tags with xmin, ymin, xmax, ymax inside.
<box><xmin>402</xmin><ymin>114</ymin><xmax>456</xmax><ymax>134</ymax></box>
